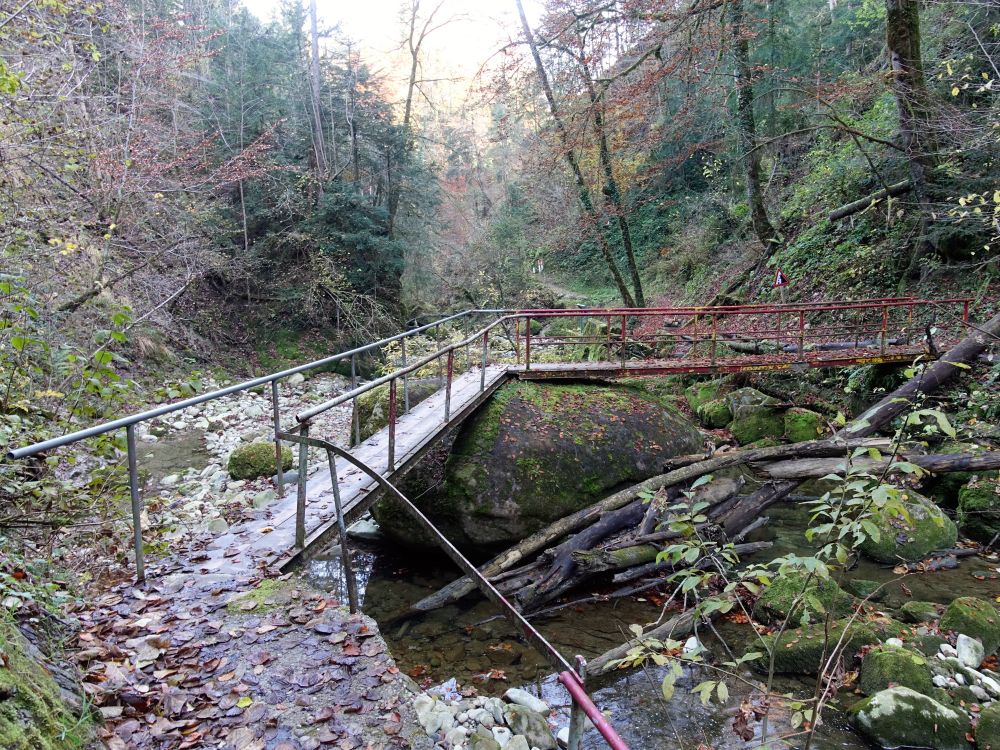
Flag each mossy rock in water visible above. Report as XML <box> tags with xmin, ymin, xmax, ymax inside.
<box><xmin>957</xmin><ymin>477</ymin><xmax>1000</xmax><ymax>545</ymax></box>
<box><xmin>352</xmin><ymin>377</ymin><xmax>441</xmax><ymax>444</ymax></box>
<box><xmin>925</xmin><ymin>442</ymin><xmax>996</xmax><ymax>508</ymax></box>
<box><xmin>940</xmin><ymin>597</ymin><xmax>1000</xmax><ymax>655</ymax></box>
<box><xmin>899</xmin><ymin>600</ymin><xmax>942</xmax><ymax>624</ymax></box>
<box><xmin>752</xmin><ymin>570</ymin><xmax>854</xmax><ymax>624</ymax></box>
<box><xmin>858</xmin><ymin>490</ymin><xmax>957</xmax><ymax>563</ymax></box>
<box><xmin>976</xmin><ymin>701</ymin><xmax>1000</xmax><ymax>750</ymax></box>
<box><xmin>684</xmin><ymin>380</ymin><xmax>727</xmax><ymax>412</ymax></box>
<box><xmin>695</xmin><ymin>398</ymin><xmax>732</xmax><ymax>429</ymax></box>
<box><xmin>849</xmin><ymin>686</ymin><xmax>970</xmax><ymax>750</ymax></box>
<box><xmin>0</xmin><ymin>614</ymin><xmax>92</xmax><ymax>749</ymax></box>
<box><xmin>783</xmin><ymin>407</ymin><xmax>825</xmax><ymax>442</ymax></box>
<box><xmin>227</xmin><ymin>441</ymin><xmax>292</xmax><ymax>480</ymax></box>
<box><xmin>846</xmin><ymin>579</ymin><xmax>884</xmax><ymax>602</ymax></box>
<box><xmin>374</xmin><ymin>380</ymin><xmax>703</xmax><ymax>550</ymax></box>
<box><xmin>858</xmin><ymin>645</ymin><xmax>933</xmax><ymax>695</ymax></box>
<box><xmin>724</xmin><ymin>388</ymin><xmax>783</xmax><ymax>444</ymax></box>
<box><xmin>754</xmin><ymin>617</ymin><xmax>904</xmax><ymax>675</ymax></box>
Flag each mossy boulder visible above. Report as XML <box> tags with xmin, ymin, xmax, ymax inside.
<box><xmin>352</xmin><ymin>377</ymin><xmax>441</xmax><ymax>444</ymax></box>
<box><xmin>227</xmin><ymin>441</ymin><xmax>293</xmax><ymax>480</ymax></box>
<box><xmin>858</xmin><ymin>645</ymin><xmax>933</xmax><ymax>695</ymax></box>
<box><xmin>0</xmin><ymin>614</ymin><xmax>91</xmax><ymax>749</ymax></box>
<box><xmin>958</xmin><ymin>477</ymin><xmax>1000</xmax><ymax>545</ymax></box>
<box><xmin>846</xmin><ymin>579</ymin><xmax>884</xmax><ymax>602</ymax></box>
<box><xmin>752</xmin><ymin>570</ymin><xmax>854</xmax><ymax>624</ymax></box>
<box><xmin>685</xmin><ymin>380</ymin><xmax>727</xmax><ymax>412</ymax></box>
<box><xmin>754</xmin><ymin>617</ymin><xmax>905</xmax><ymax>675</ymax></box>
<box><xmin>695</xmin><ymin>398</ymin><xmax>732</xmax><ymax>429</ymax></box>
<box><xmin>925</xmin><ymin>442</ymin><xmax>996</xmax><ymax>508</ymax></box>
<box><xmin>725</xmin><ymin>387</ymin><xmax>783</xmax><ymax>444</ymax></box>
<box><xmin>783</xmin><ymin>407</ymin><xmax>825</xmax><ymax>442</ymax></box>
<box><xmin>899</xmin><ymin>600</ymin><xmax>942</xmax><ymax>624</ymax></box>
<box><xmin>975</xmin><ymin>701</ymin><xmax>1000</xmax><ymax>750</ymax></box>
<box><xmin>850</xmin><ymin>687</ymin><xmax>970</xmax><ymax>750</ymax></box>
<box><xmin>858</xmin><ymin>490</ymin><xmax>957</xmax><ymax>563</ymax></box>
<box><xmin>374</xmin><ymin>381</ymin><xmax>703</xmax><ymax>550</ymax></box>
<box><xmin>940</xmin><ymin>597</ymin><xmax>1000</xmax><ymax>655</ymax></box>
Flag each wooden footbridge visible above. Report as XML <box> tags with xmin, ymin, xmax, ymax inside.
<box><xmin>5</xmin><ymin>296</ymin><xmax>974</xmax><ymax>750</ymax></box>
<box><xmin>8</xmin><ymin>296</ymin><xmax>973</xmax><ymax>581</ymax></box>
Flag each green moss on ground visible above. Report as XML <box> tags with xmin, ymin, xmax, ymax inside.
<box><xmin>226</xmin><ymin>578</ymin><xmax>296</xmax><ymax>614</ymax></box>
<box><xmin>939</xmin><ymin>597</ymin><xmax>1000</xmax><ymax>655</ymax></box>
<box><xmin>958</xmin><ymin>477</ymin><xmax>1000</xmax><ymax>545</ymax></box>
<box><xmin>0</xmin><ymin>614</ymin><xmax>91</xmax><ymax>750</ymax></box>
<box><xmin>227</xmin><ymin>441</ymin><xmax>292</xmax><ymax>480</ymax></box>
<box><xmin>858</xmin><ymin>490</ymin><xmax>957</xmax><ymax>563</ymax></box>
<box><xmin>784</xmin><ymin>407</ymin><xmax>825</xmax><ymax>442</ymax></box>
<box><xmin>858</xmin><ymin>645</ymin><xmax>933</xmax><ymax>695</ymax></box>
<box><xmin>752</xmin><ymin>570</ymin><xmax>854</xmax><ymax>624</ymax></box>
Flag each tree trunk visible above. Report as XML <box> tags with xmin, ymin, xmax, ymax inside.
<box><xmin>728</xmin><ymin>0</ymin><xmax>779</xmax><ymax>254</ymax></box>
<box><xmin>761</xmin><ymin>451</ymin><xmax>1000</xmax><ymax>480</ymax></box>
<box><xmin>307</xmin><ymin>0</ymin><xmax>327</xmax><ymax>196</ymax></box>
<box><xmin>514</xmin><ymin>0</ymin><xmax>636</xmax><ymax>308</ymax></box>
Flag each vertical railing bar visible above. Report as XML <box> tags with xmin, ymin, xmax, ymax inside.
<box><xmin>880</xmin><ymin>305</ymin><xmax>888</xmax><ymax>354</ymax></box>
<box><xmin>525</xmin><ymin>317</ymin><xmax>532</xmax><ymax>371</ymax></box>
<box><xmin>710</xmin><ymin>314</ymin><xmax>718</xmax><ymax>366</ymax></box>
<box><xmin>798</xmin><ymin>310</ymin><xmax>806</xmax><ymax>356</ymax></box>
<box><xmin>271</xmin><ymin>379</ymin><xmax>284</xmax><ymax>499</ymax></box>
<box><xmin>126</xmin><ymin>425</ymin><xmax>145</xmax><ymax>583</ymax></box>
<box><xmin>295</xmin><ymin>420</ymin><xmax>310</xmax><ymax>548</ymax></box>
<box><xmin>567</xmin><ymin>656</ymin><xmax>588</xmax><ymax>750</ymax></box>
<box><xmin>480</xmin><ymin>330</ymin><xmax>488</xmax><ymax>392</ymax></box>
<box><xmin>515</xmin><ymin>318</ymin><xmax>521</xmax><ymax>365</ymax></box>
<box><xmin>325</xmin><ymin>449</ymin><xmax>359</xmax><ymax>614</ymax></box>
<box><xmin>436</xmin><ymin>323</ymin><xmax>444</xmax><ymax>381</ymax></box>
<box><xmin>388</xmin><ymin>378</ymin><xmax>397</xmax><ymax>472</ymax></box>
<box><xmin>401</xmin><ymin>338</ymin><xmax>410</xmax><ymax>414</ymax></box>
<box><xmin>350</xmin><ymin>354</ymin><xmax>360</xmax><ymax>445</ymax></box>
<box><xmin>606</xmin><ymin>314</ymin><xmax>612</xmax><ymax>361</ymax></box>
<box><xmin>445</xmin><ymin>349</ymin><xmax>454</xmax><ymax>421</ymax></box>
<box><xmin>619</xmin><ymin>314</ymin><xmax>626</xmax><ymax>368</ymax></box>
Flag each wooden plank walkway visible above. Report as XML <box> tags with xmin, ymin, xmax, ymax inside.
<box><xmin>198</xmin><ymin>365</ymin><xmax>510</xmax><ymax>575</ymax></box>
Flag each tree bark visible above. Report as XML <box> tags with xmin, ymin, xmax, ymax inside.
<box><xmin>760</xmin><ymin>451</ymin><xmax>1000</xmax><ymax>480</ymax></box>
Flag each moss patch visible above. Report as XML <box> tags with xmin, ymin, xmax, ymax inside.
<box><xmin>753</xmin><ymin>617</ymin><xmax>905</xmax><ymax>675</ymax></box>
<box><xmin>695</xmin><ymin>398</ymin><xmax>732</xmax><ymax>429</ymax></box>
<box><xmin>729</xmin><ymin>410</ymin><xmax>785</xmax><ymax>444</ymax></box>
<box><xmin>0</xmin><ymin>614</ymin><xmax>91</xmax><ymax>750</ymax></box>
<box><xmin>939</xmin><ymin>597</ymin><xmax>1000</xmax><ymax>655</ymax></box>
<box><xmin>226</xmin><ymin>578</ymin><xmax>296</xmax><ymax>614</ymax></box>
<box><xmin>898</xmin><ymin>600</ymin><xmax>942</xmax><ymax>624</ymax></box>
<box><xmin>858</xmin><ymin>645</ymin><xmax>933</xmax><ymax>695</ymax></box>
<box><xmin>684</xmin><ymin>380</ymin><xmax>726</xmax><ymax>412</ymax></box>
<box><xmin>752</xmin><ymin>570</ymin><xmax>854</xmax><ymax>624</ymax></box>
<box><xmin>858</xmin><ymin>490</ymin><xmax>957</xmax><ymax>563</ymax></box>
<box><xmin>957</xmin><ymin>477</ymin><xmax>1000</xmax><ymax>545</ymax></box>
<box><xmin>784</xmin><ymin>407</ymin><xmax>825</xmax><ymax>442</ymax></box>
<box><xmin>849</xmin><ymin>686</ymin><xmax>970</xmax><ymax>750</ymax></box>
<box><xmin>976</xmin><ymin>700</ymin><xmax>1000</xmax><ymax>750</ymax></box>
<box><xmin>227</xmin><ymin>442</ymin><xmax>292</xmax><ymax>480</ymax></box>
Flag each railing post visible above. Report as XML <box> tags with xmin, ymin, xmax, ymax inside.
<box><xmin>880</xmin><ymin>305</ymin><xmax>889</xmax><ymax>354</ymax></box>
<box><xmin>963</xmin><ymin>300</ymin><xmax>970</xmax><ymax>323</ymax></box>
<box><xmin>525</xmin><ymin>317</ymin><xmax>532</xmax><ymax>371</ymax></box>
<box><xmin>295</xmin><ymin>421</ymin><xmax>310</xmax><ymax>548</ymax></box>
<box><xmin>567</xmin><ymin>656</ymin><xmax>588</xmax><ymax>750</ymax></box>
<box><xmin>798</xmin><ymin>310</ymin><xmax>806</xmax><ymax>356</ymax></box>
<box><xmin>515</xmin><ymin>318</ymin><xmax>521</xmax><ymax>365</ymax></box>
<box><xmin>480</xmin><ymin>330</ymin><xmax>488</xmax><ymax>392</ymax></box>
<box><xmin>125</xmin><ymin>425</ymin><xmax>145</xmax><ymax>583</ymax></box>
<box><xmin>620</xmin><ymin>315</ymin><xmax>626</xmax><ymax>367</ymax></box>
<box><xmin>388</xmin><ymin>379</ymin><xmax>397</xmax><ymax>472</ymax></box>
<box><xmin>350</xmin><ymin>354</ymin><xmax>360</xmax><ymax>445</ymax></box>
<box><xmin>401</xmin><ymin>338</ymin><xmax>410</xmax><ymax>414</ymax></box>
<box><xmin>710</xmin><ymin>314</ymin><xmax>718</xmax><ymax>366</ymax></box>
<box><xmin>606</xmin><ymin>314</ymin><xmax>612</xmax><ymax>361</ymax></box>
<box><xmin>326</xmin><ymin>450</ymin><xmax>359</xmax><ymax>614</ymax></box>
<box><xmin>271</xmin><ymin>379</ymin><xmax>284</xmax><ymax>498</ymax></box>
<box><xmin>445</xmin><ymin>349</ymin><xmax>454</xmax><ymax>420</ymax></box>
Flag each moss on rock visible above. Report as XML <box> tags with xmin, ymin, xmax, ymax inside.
<box><xmin>976</xmin><ymin>701</ymin><xmax>1000</xmax><ymax>750</ymax></box>
<box><xmin>925</xmin><ymin>442</ymin><xmax>996</xmax><ymax>508</ymax></box>
<box><xmin>754</xmin><ymin>617</ymin><xmax>905</xmax><ymax>675</ymax></box>
<box><xmin>958</xmin><ymin>477</ymin><xmax>1000</xmax><ymax>545</ymax></box>
<box><xmin>858</xmin><ymin>490</ymin><xmax>957</xmax><ymax>563</ymax></box>
<box><xmin>227</xmin><ymin>441</ymin><xmax>292</xmax><ymax>480</ymax></box>
<box><xmin>695</xmin><ymin>398</ymin><xmax>732</xmax><ymax>429</ymax></box>
<box><xmin>849</xmin><ymin>687</ymin><xmax>970</xmax><ymax>750</ymax></box>
<box><xmin>752</xmin><ymin>570</ymin><xmax>854</xmax><ymax>624</ymax></box>
<box><xmin>374</xmin><ymin>380</ymin><xmax>703</xmax><ymax>550</ymax></box>
<box><xmin>784</xmin><ymin>407</ymin><xmax>825</xmax><ymax>442</ymax></box>
<box><xmin>899</xmin><ymin>600</ymin><xmax>942</xmax><ymax>624</ymax></box>
<box><xmin>940</xmin><ymin>597</ymin><xmax>1000</xmax><ymax>655</ymax></box>
<box><xmin>684</xmin><ymin>380</ymin><xmax>726</xmax><ymax>412</ymax></box>
<box><xmin>858</xmin><ymin>645</ymin><xmax>933</xmax><ymax>695</ymax></box>
<box><xmin>0</xmin><ymin>614</ymin><xmax>91</xmax><ymax>750</ymax></box>
<box><xmin>730</xmin><ymin>411</ymin><xmax>785</xmax><ymax>444</ymax></box>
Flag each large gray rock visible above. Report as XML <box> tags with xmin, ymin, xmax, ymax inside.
<box><xmin>504</xmin><ymin>704</ymin><xmax>557</xmax><ymax>749</ymax></box>
<box><xmin>849</xmin><ymin>686</ymin><xmax>970</xmax><ymax>750</ymax></box>
<box><xmin>373</xmin><ymin>380</ymin><xmax>702</xmax><ymax>550</ymax></box>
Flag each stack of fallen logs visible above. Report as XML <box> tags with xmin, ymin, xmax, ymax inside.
<box><xmin>406</xmin><ymin>309</ymin><xmax>1000</xmax><ymax>674</ymax></box>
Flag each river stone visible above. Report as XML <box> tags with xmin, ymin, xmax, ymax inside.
<box><xmin>752</xmin><ymin>569</ymin><xmax>854</xmax><ymax>624</ymax></box>
<box><xmin>504</xmin><ymin>704</ymin><xmax>556</xmax><ymax>749</ymax></box>
<box><xmin>492</xmin><ymin>727</ymin><xmax>512</xmax><ymax>746</ymax></box>
<box><xmin>754</xmin><ymin>617</ymin><xmax>905</xmax><ymax>675</ymax></box>
<box><xmin>288</xmin><ymin>372</ymin><xmax>305</xmax><ymax>386</ymax></box>
<box><xmin>228</xmin><ymin>441</ymin><xmax>293</xmax><ymax>480</ymax></box>
<box><xmin>899</xmin><ymin>600</ymin><xmax>942</xmax><ymax>624</ymax></box>
<box><xmin>858</xmin><ymin>489</ymin><xmax>957</xmax><ymax>563</ymax></box>
<box><xmin>352</xmin><ymin>378</ymin><xmax>441</xmax><ymax>445</ymax></box>
<box><xmin>373</xmin><ymin>380</ymin><xmax>702</xmax><ymax>549</ymax></box>
<box><xmin>957</xmin><ymin>634</ymin><xmax>986</xmax><ymax>668</ymax></box>
<box><xmin>505</xmin><ymin>688</ymin><xmax>548</xmax><ymax>715</ymax></box>
<box><xmin>958</xmin><ymin>477</ymin><xmax>1000</xmax><ymax>544</ymax></box>
<box><xmin>469</xmin><ymin>733</ymin><xmax>501</xmax><ymax>750</ymax></box>
<box><xmin>252</xmin><ymin>489</ymin><xmax>276</xmax><ymax>508</ymax></box>
<box><xmin>858</xmin><ymin>645</ymin><xmax>933</xmax><ymax>695</ymax></box>
<box><xmin>849</xmin><ymin>686</ymin><xmax>970</xmax><ymax>750</ymax></box>
<box><xmin>724</xmin><ymin>387</ymin><xmax>784</xmax><ymax>444</ymax></box>
<box><xmin>784</xmin><ymin>407</ymin><xmax>825</xmax><ymax>442</ymax></box>
<box><xmin>505</xmin><ymin>737</ymin><xmax>530</xmax><ymax>750</ymax></box>
<box><xmin>695</xmin><ymin>398</ymin><xmax>732</xmax><ymax>429</ymax></box>
<box><xmin>941</xmin><ymin>598</ymin><xmax>1000</xmax><ymax>655</ymax></box>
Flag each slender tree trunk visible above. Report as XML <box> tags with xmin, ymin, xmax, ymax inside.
<box><xmin>886</xmin><ymin>0</ymin><xmax>935</xmax><ymax>280</ymax></box>
<box><xmin>579</xmin><ymin>53</ymin><xmax>645</xmax><ymax>306</ymax></box>
<box><xmin>514</xmin><ymin>0</ymin><xmax>636</xmax><ymax>308</ymax></box>
<box><xmin>728</xmin><ymin>0</ymin><xmax>779</xmax><ymax>254</ymax></box>
<box><xmin>308</xmin><ymin>0</ymin><xmax>327</xmax><ymax>197</ymax></box>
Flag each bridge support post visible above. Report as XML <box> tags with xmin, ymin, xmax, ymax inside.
<box><xmin>326</xmin><ymin>450</ymin><xmax>359</xmax><ymax>614</ymax></box>
<box><xmin>295</xmin><ymin>421</ymin><xmax>310</xmax><ymax>548</ymax></box>
<box><xmin>126</xmin><ymin>425</ymin><xmax>145</xmax><ymax>583</ymax></box>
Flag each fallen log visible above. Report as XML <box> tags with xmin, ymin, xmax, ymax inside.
<box><xmin>610</xmin><ymin>540</ymin><xmax>773</xmax><ymax>584</ymax></box>
<box><xmin>759</xmin><ymin>451</ymin><xmax>1000</xmax><ymax>480</ymax></box>
<box><xmin>587</xmin><ymin>609</ymin><xmax>711</xmax><ymax>676</ymax></box>
<box><xmin>829</xmin><ymin>180</ymin><xmax>911</xmax><ymax>222</ymax></box>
